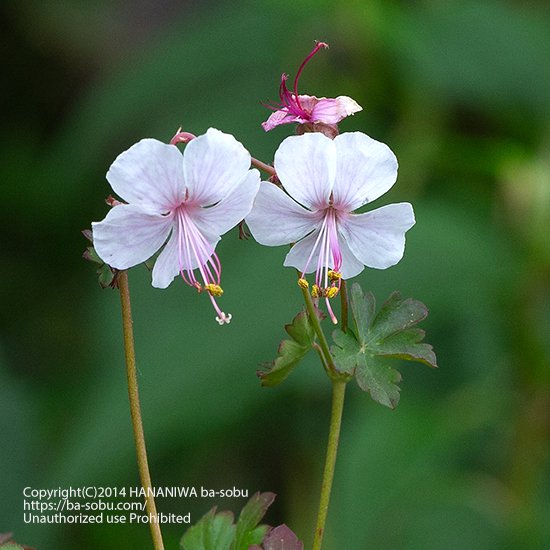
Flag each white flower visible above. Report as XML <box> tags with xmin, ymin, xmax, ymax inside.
<box><xmin>92</xmin><ymin>128</ymin><xmax>260</xmax><ymax>324</ymax></box>
<box><xmin>246</xmin><ymin>131</ymin><xmax>415</xmax><ymax>323</ymax></box>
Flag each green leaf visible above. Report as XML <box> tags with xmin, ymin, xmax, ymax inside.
<box><xmin>181</xmin><ymin>493</ymin><xmax>277</xmax><ymax>550</ymax></box>
<box><xmin>180</xmin><ymin>508</ymin><xmax>236</xmax><ymax>550</ymax></box>
<box><xmin>258</xmin><ymin>311</ymin><xmax>316</xmax><ymax>387</ymax></box>
<box><xmin>232</xmin><ymin>492</ymin><xmax>275</xmax><ymax>550</ymax></box>
<box><xmin>331</xmin><ymin>284</ymin><xmax>437</xmax><ymax>409</ymax></box>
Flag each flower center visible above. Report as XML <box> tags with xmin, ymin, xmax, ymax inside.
<box><xmin>174</xmin><ymin>205</ymin><xmax>231</xmax><ymax>325</ymax></box>
<box><xmin>298</xmin><ymin>206</ymin><xmax>342</xmax><ymax>324</ymax></box>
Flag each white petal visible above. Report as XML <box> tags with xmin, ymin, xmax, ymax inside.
<box><xmin>333</xmin><ymin>132</ymin><xmax>398</xmax><ymax>211</ymax></box>
<box><xmin>283</xmin><ymin>230</ymin><xmax>321</xmax><ymax>273</ymax></box>
<box><xmin>195</xmin><ymin>169</ymin><xmax>261</xmax><ymax>237</ymax></box>
<box><xmin>107</xmin><ymin>139</ymin><xmax>185</xmax><ymax>211</ymax></box>
<box><xmin>246</xmin><ymin>182</ymin><xmax>320</xmax><ymax>246</ymax></box>
<box><xmin>274</xmin><ymin>133</ymin><xmax>336</xmax><ymax>210</ymax></box>
<box><xmin>282</xmin><ymin>229</ymin><xmax>364</xmax><ymax>279</ymax></box>
<box><xmin>338</xmin><ymin>236</ymin><xmax>366</xmax><ymax>279</ymax></box>
<box><xmin>183</xmin><ymin>128</ymin><xmax>251</xmax><ymax>206</ymax></box>
<box><xmin>92</xmin><ymin>204</ymin><xmax>173</xmax><ymax>269</ymax></box>
<box><xmin>339</xmin><ymin>203</ymin><xmax>415</xmax><ymax>269</ymax></box>
<box><xmin>151</xmin><ymin>228</ymin><xmax>180</xmax><ymax>289</ymax></box>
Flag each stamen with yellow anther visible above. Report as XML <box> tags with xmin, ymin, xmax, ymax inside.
<box><xmin>328</xmin><ymin>270</ymin><xmax>342</xmax><ymax>282</ymax></box>
<box><xmin>204</xmin><ymin>283</ymin><xmax>223</xmax><ymax>297</ymax></box>
<box><xmin>311</xmin><ymin>284</ymin><xmax>320</xmax><ymax>298</ymax></box>
<box><xmin>175</xmin><ymin>206</ymin><xmax>231</xmax><ymax>324</ymax></box>
<box><xmin>325</xmin><ymin>286</ymin><xmax>339</xmax><ymax>299</ymax></box>
<box><xmin>298</xmin><ymin>278</ymin><xmax>309</xmax><ymax>290</ymax></box>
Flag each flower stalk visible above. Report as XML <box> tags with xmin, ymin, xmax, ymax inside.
<box><xmin>312</xmin><ymin>379</ymin><xmax>347</xmax><ymax>550</ymax></box>
<box><xmin>251</xmin><ymin>156</ymin><xmax>276</xmax><ymax>176</ymax></box>
<box><xmin>299</xmin><ymin>284</ymin><xmax>336</xmax><ymax>376</ymax></box>
<box><xmin>118</xmin><ymin>270</ymin><xmax>164</xmax><ymax>550</ymax></box>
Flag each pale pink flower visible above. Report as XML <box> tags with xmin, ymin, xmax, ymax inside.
<box><xmin>92</xmin><ymin>128</ymin><xmax>260</xmax><ymax>324</ymax></box>
<box><xmin>246</xmin><ymin>132</ymin><xmax>415</xmax><ymax>323</ymax></box>
<box><xmin>262</xmin><ymin>41</ymin><xmax>362</xmax><ymax>132</ymax></box>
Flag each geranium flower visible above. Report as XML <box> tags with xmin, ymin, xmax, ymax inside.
<box><xmin>92</xmin><ymin>128</ymin><xmax>260</xmax><ymax>324</ymax></box>
<box><xmin>246</xmin><ymin>132</ymin><xmax>415</xmax><ymax>323</ymax></box>
<box><xmin>262</xmin><ymin>41</ymin><xmax>362</xmax><ymax>132</ymax></box>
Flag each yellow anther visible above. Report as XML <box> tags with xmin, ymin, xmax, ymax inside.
<box><xmin>298</xmin><ymin>278</ymin><xmax>309</xmax><ymax>290</ymax></box>
<box><xmin>311</xmin><ymin>284</ymin><xmax>320</xmax><ymax>298</ymax></box>
<box><xmin>328</xmin><ymin>270</ymin><xmax>342</xmax><ymax>282</ymax></box>
<box><xmin>326</xmin><ymin>286</ymin><xmax>339</xmax><ymax>299</ymax></box>
<box><xmin>204</xmin><ymin>283</ymin><xmax>223</xmax><ymax>297</ymax></box>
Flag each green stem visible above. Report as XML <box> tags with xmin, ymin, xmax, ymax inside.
<box><xmin>312</xmin><ymin>380</ymin><xmax>347</xmax><ymax>550</ymax></box>
<box><xmin>300</xmin><ymin>286</ymin><xmax>337</xmax><ymax>375</ymax></box>
<box><xmin>312</xmin><ymin>342</ymin><xmax>330</xmax><ymax>377</ymax></box>
<box><xmin>118</xmin><ymin>271</ymin><xmax>165</xmax><ymax>550</ymax></box>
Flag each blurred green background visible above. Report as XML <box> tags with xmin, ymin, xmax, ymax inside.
<box><xmin>2</xmin><ymin>1</ymin><xmax>550</xmax><ymax>548</ymax></box>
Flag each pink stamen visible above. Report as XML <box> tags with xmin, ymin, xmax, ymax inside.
<box><xmin>174</xmin><ymin>206</ymin><xmax>230</xmax><ymax>323</ymax></box>
<box><xmin>326</xmin><ymin>297</ymin><xmax>338</xmax><ymax>325</ymax></box>
<box><xmin>301</xmin><ymin>208</ymin><xmax>343</xmax><ymax>301</ymax></box>
<box><xmin>301</xmin><ymin>215</ymin><xmax>328</xmax><ymax>278</ymax></box>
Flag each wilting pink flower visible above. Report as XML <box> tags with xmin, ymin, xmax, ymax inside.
<box><xmin>246</xmin><ymin>132</ymin><xmax>415</xmax><ymax>323</ymax></box>
<box><xmin>92</xmin><ymin>128</ymin><xmax>260</xmax><ymax>324</ymax></box>
<box><xmin>262</xmin><ymin>41</ymin><xmax>362</xmax><ymax>132</ymax></box>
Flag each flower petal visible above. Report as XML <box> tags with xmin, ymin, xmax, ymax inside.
<box><xmin>107</xmin><ymin>139</ymin><xmax>185</xmax><ymax>211</ymax></box>
<box><xmin>183</xmin><ymin>128</ymin><xmax>251</xmax><ymax>206</ymax></box>
<box><xmin>309</xmin><ymin>95</ymin><xmax>362</xmax><ymax>124</ymax></box>
<box><xmin>283</xmin><ymin>230</ymin><xmax>321</xmax><ymax>273</ymax></box>
<box><xmin>92</xmin><ymin>204</ymin><xmax>173</xmax><ymax>269</ymax></box>
<box><xmin>332</xmin><ymin>132</ymin><xmax>398</xmax><ymax>211</ymax></box>
<box><xmin>282</xmin><ymin>228</ymin><xmax>364</xmax><ymax>279</ymax></box>
<box><xmin>195</xmin><ymin>169</ymin><xmax>261</xmax><ymax>237</ymax></box>
<box><xmin>339</xmin><ymin>203</ymin><xmax>415</xmax><ymax>269</ymax></box>
<box><xmin>338</xmin><ymin>235</ymin><xmax>366</xmax><ymax>279</ymax></box>
<box><xmin>274</xmin><ymin>132</ymin><xmax>336</xmax><ymax>210</ymax></box>
<box><xmin>151</xmin><ymin>227</ymin><xmax>180</xmax><ymax>289</ymax></box>
<box><xmin>261</xmin><ymin>109</ymin><xmax>303</xmax><ymax>131</ymax></box>
<box><xmin>246</xmin><ymin>182</ymin><xmax>320</xmax><ymax>246</ymax></box>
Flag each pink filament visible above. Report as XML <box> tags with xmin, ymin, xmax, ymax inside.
<box><xmin>175</xmin><ymin>207</ymin><xmax>224</xmax><ymax>319</ymax></box>
<box><xmin>300</xmin><ymin>208</ymin><xmax>343</xmax><ymax>324</ymax></box>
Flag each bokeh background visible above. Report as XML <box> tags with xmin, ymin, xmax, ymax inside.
<box><xmin>2</xmin><ymin>1</ymin><xmax>550</xmax><ymax>548</ymax></box>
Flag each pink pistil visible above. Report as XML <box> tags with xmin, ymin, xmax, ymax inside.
<box><xmin>267</xmin><ymin>41</ymin><xmax>329</xmax><ymax>120</ymax></box>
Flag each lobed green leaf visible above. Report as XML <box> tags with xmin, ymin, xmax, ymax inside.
<box><xmin>232</xmin><ymin>492</ymin><xmax>275</xmax><ymax>550</ymax></box>
<box><xmin>331</xmin><ymin>283</ymin><xmax>437</xmax><ymax>409</ymax></box>
<box><xmin>180</xmin><ymin>508</ymin><xmax>236</xmax><ymax>550</ymax></box>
